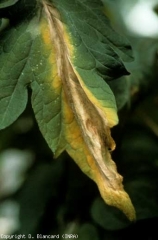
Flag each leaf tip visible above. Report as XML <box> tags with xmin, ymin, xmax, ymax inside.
<box><xmin>98</xmin><ymin>184</ymin><xmax>136</xmax><ymax>221</ymax></box>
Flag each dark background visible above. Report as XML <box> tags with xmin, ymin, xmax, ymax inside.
<box><xmin>1</xmin><ymin>0</ymin><xmax>158</xmax><ymax>239</ymax></box>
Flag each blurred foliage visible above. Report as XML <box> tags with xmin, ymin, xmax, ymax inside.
<box><xmin>0</xmin><ymin>0</ymin><xmax>158</xmax><ymax>239</ymax></box>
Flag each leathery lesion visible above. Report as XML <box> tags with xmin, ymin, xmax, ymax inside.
<box><xmin>85</xmin><ymin>118</ymin><xmax>115</xmax><ymax>152</ymax></box>
<box><xmin>85</xmin><ymin>118</ymin><xmax>98</xmax><ymax>135</ymax></box>
<box><xmin>102</xmin><ymin>130</ymin><xmax>116</xmax><ymax>152</ymax></box>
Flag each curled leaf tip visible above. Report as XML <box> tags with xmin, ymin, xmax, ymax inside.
<box><xmin>99</xmin><ymin>187</ymin><xmax>136</xmax><ymax>221</ymax></box>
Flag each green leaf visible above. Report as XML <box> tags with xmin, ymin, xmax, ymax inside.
<box><xmin>77</xmin><ymin>223</ymin><xmax>99</xmax><ymax>240</ymax></box>
<box><xmin>125</xmin><ymin>179</ymin><xmax>158</xmax><ymax>220</ymax></box>
<box><xmin>108</xmin><ymin>76</ymin><xmax>130</xmax><ymax>110</ymax></box>
<box><xmin>0</xmin><ymin>14</ymin><xmax>38</xmax><ymax>129</ymax></box>
<box><xmin>0</xmin><ymin>0</ymin><xmax>36</xmax><ymax>20</ymax></box>
<box><xmin>16</xmin><ymin>159</ymin><xmax>64</xmax><ymax>234</ymax></box>
<box><xmin>51</xmin><ymin>0</ymin><xmax>133</xmax><ymax>62</ymax></box>
<box><xmin>0</xmin><ymin>0</ymin><xmax>19</xmax><ymax>9</ymax></box>
<box><xmin>0</xmin><ymin>18</ymin><xmax>9</xmax><ymax>33</ymax></box>
<box><xmin>91</xmin><ymin>197</ymin><xmax>131</xmax><ymax>231</ymax></box>
<box><xmin>120</xmin><ymin>124</ymin><xmax>158</xmax><ymax>220</ymax></box>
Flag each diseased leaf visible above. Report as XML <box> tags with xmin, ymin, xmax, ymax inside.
<box><xmin>36</xmin><ymin>0</ymin><xmax>135</xmax><ymax>220</ymax></box>
<box><xmin>0</xmin><ymin>0</ymin><xmax>135</xmax><ymax>220</ymax></box>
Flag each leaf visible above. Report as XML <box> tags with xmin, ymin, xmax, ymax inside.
<box><xmin>51</xmin><ymin>0</ymin><xmax>133</xmax><ymax>62</ymax></box>
<box><xmin>0</xmin><ymin>0</ymin><xmax>19</xmax><ymax>9</ymax></box>
<box><xmin>0</xmin><ymin>0</ymin><xmax>36</xmax><ymax>20</ymax></box>
<box><xmin>120</xmin><ymin>123</ymin><xmax>158</xmax><ymax>220</ymax></box>
<box><xmin>108</xmin><ymin>76</ymin><xmax>130</xmax><ymax>110</ymax></box>
<box><xmin>77</xmin><ymin>223</ymin><xmax>99</xmax><ymax>240</ymax></box>
<box><xmin>0</xmin><ymin>11</ymin><xmax>37</xmax><ymax>128</ymax></box>
<box><xmin>16</xmin><ymin>159</ymin><xmax>64</xmax><ymax>234</ymax></box>
<box><xmin>0</xmin><ymin>0</ymin><xmax>135</xmax><ymax>220</ymax></box>
<box><xmin>91</xmin><ymin>197</ymin><xmax>131</xmax><ymax>230</ymax></box>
